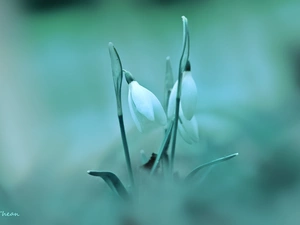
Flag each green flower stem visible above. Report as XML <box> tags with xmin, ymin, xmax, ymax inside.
<box><xmin>164</xmin><ymin>56</ymin><xmax>174</xmax><ymax>112</ymax></box>
<box><xmin>118</xmin><ymin>114</ymin><xmax>135</xmax><ymax>188</ymax></box>
<box><xmin>169</xmin><ymin>97</ymin><xmax>180</xmax><ymax>174</ymax></box>
<box><xmin>161</xmin><ymin>129</ymin><xmax>172</xmax><ymax>175</ymax></box>
<box><xmin>169</xmin><ymin>16</ymin><xmax>190</xmax><ymax>175</ymax></box>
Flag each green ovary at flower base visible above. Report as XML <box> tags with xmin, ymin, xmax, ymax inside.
<box><xmin>124</xmin><ymin>70</ymin><xmax>167</xmax><ymax>132</ymax></box>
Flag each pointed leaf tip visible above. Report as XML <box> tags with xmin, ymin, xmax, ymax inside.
<box><xmin>185</xmin><ymin>152</ymin><xmax>239</xmax><ymax>181</ymax></box>
<box><xmin>108</xmin><ymin>42</ymin><xmax>114</xmax><ymax>48</ymax></box>
<box><xmin>87</xmin><ymin>170</ymin><xmax>99</xmax><ymax>176</ymax></box>
<box><xmin>182</xmin><ymin>16</ymin><xmax>187</xmax><ymax>22</ymax></box>
<box><xmin>108</xmin><ymin>42</ymin><xmax>123</xmax><ymax>115</ymax></box>
<box><xmin>87</xmin><ymin>170</ymin><xmax>129</xmax><ymax>199</ymax></box>
<box><xmin>226</xmin><ymin>153</ymin><xmax>239</xmax><ymax>159</ymax></box>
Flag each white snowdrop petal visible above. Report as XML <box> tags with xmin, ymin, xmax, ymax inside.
<box><xmin>167</xmin><ymin>81</ymin><xmax>178</xmax><ymax>119</ymax></box>
<box><xmin>178</xmin><ymin>106</ymin><xmax>199</xmax><ymax>143</ymax></box>
<box><xmin>181</xmin><ymin>72</ymin><xmax>197</xmax><ymax>120</ymax></box>
<box><xmin>151</xmin><ymin>94</ymin><xmax>167</xmax><ymax>126</ymax></box>
<box><xmin>130</xmin><ymin>81</ymin><xmax>155</xmax><ymax>121</ymax></box>
<box><xmin>128</xmin><ymin>80</ymin><xmax>167</xmax><ymax>132</ymax></box>
<box><xmin>181</xmin><ymin>115</ymin><xmax>199</xmax><ymax>142</ymax></box>
<box><xmin>130</xmin><ymin>102</ymin><xmax>150</xmax><ymax>132</ymax></box>
<box><xmin>128</xmin><ymin>90</ymin><xmax>143</xmax><ymax>132</ymax></box>
<box><xmin>178</xmin><ymin>121</ymin><xmax>193</xmax><ymax>144</ymax></box>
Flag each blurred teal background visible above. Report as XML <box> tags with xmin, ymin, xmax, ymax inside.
<box><xmin>1</xmin><ymin>0</ymin><xmax>300</xmax><ymax>224</ymax></box>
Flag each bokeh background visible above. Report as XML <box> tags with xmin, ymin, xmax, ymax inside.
<box><xmin>1</xmin><ymin>0</ymin><xmax>300</xmax><ymax>224</ymax></box>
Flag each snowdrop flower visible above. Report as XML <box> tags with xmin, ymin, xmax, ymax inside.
<box><xmin>124</xmin><ymin>70</ymin><xmax>167</xmax><ymax>132</ymax></box>
<box><xmin>167</xmin><ymin>61</ymin><xmax>197</xmax><ymax>120</ymax></box>
<box><xmin>178</xmin><ymin>107</ymin><xmax>199</xmax><ymax>144</ymax></box>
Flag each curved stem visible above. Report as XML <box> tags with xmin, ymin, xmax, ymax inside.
<box><xmin>169</xmin><ymin>16</ymin><xmax>190</xmax><ymax>175</ymax></box>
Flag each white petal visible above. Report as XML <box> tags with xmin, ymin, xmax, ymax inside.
<box><xmin>128</xmin><ymin>89</ymin><xmax>143</xmax><ymax>132</ymax></box>
<box><xmin>178</xmin><ymin>120</ymin><xmax>193</xmax><ymax>144</ymax></box>
<box><xmin>181</xmin><ymin>116</ymin><xmax>199</xmax><ymax>142</ymax></box>
<box><xmin>151</xmin><ymin>93</ymin><xmax>167</xmax><ymax>126</ymax></box>
<box><xmin>130</xmin><ymin>81</ymin><xmax>155</xmax><ymax>121</ymax></box>
<box><xmin>128</xmin><ymin>81</ymin><xmax>166</xmax><ymax>132</ymax></box>
<box><xmin>181</xmin><ymin>72</ymin><xmax>197</xmax><ymax>120</ymax></box>
<box><xmin>167</xmin><ymin>81</ymin><xmax>178</xmax><ymax>119</ymax></box>
<box><xmin>179</xmin><ymin>106</ymin><xmax>199</xmax><ymax>142</ymax></box>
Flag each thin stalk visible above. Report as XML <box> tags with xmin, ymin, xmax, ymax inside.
<box><xmin>161</xmin><ymin>128</ymin><xmax>171</xmax><ymax>175</ymax></box>
<box><xmin>169</xmin><ymin>97</ymin><xmax>180</xmax><ymax>173</ymax></box>
<box><xmin>169</xmin><ymin>16</ymin><xmax>190</xmax><ymax>175</ymax></box>
<box><xmin>164</xmin><ymin>56</ymin><xmax>174</xmax><ymax>112</ymax></box>
<box><xmin>118</xmin><ymin>114</ymin><xmax>135</xmax><ymax>187</ymax></box>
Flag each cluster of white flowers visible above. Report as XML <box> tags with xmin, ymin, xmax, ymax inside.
<box><xmin>125</xmin><ymin>62</ymin><xmax>199</xmax><ymax>144</ymax></box>
<box><xmin>88</xmin><ymin>17</ymin><xmax>239</xmax><ymax>220</ymax></box>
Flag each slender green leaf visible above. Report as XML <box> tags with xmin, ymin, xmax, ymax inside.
<box><xmin>88</xmin><ymin>170</ymin><xmax>129</xmax><ymax>199</ymax></box>
<box><xmin>185</xmin><ymin>153</ymin><xmax>239</xmax><ymax>181</ymax></box>
<box><xmin>108</xmin><ymin>42</ymin><xmax>123</xmax><ymax>116</ymax></box>
<box><xmin>164</xmin><ymin>56</ymin><xmax>174</xmax><ymax>111</ymax></box>
<box><xmin>108</xmin><ymin>44</ymin><xmax>134</xmax><ymax>188</ymax></box>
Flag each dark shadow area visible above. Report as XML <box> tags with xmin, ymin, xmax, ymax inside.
<box><xmin>20</xmin><ymin>0</ymin><xmax>100</xmax><ymax>13</ymax></box>
<box><xmin>134</xmin><ymin>0</ymin><xmax>208</xmax><ymax>8</ymax></box>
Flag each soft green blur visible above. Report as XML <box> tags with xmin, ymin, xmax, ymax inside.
<box><xmin>1</xmin><ymin>0</ymin><xmax>300</xmax><ymax>224</ymax></box>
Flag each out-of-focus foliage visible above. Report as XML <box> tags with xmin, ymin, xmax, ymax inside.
<box><xmin>1</xmin><ymin>0</ymin><xmax>300</xmax><ymax>224</ymax></box>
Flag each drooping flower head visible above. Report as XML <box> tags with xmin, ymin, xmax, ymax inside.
<box><xmin>167</xmin><ymin>61</ymin><xmax>197</xmax><ymax>121</ymax></box>
<box><xmin>124</xmin><ymin>70</ymin><xmax>167</xmax><ymax>132</ymax></box>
